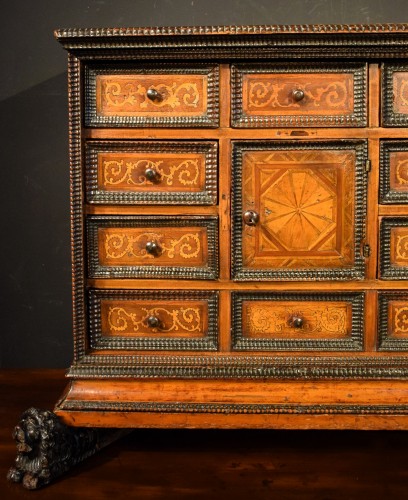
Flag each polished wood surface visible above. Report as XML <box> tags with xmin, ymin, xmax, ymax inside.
<box><xmin>2</xmin><ymin>370</ymin><xmax>408</xmax><ymax>499</ymax></box>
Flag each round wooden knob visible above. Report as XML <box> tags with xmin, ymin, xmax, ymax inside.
<box><xmin>147</xmin><ymin>316</ymin><xmax>161</xmax><ymax>328</ymax></box>
<box><xmin>146</xmin><ymin>88</ymin><xmax>162</xmax><ymax>102</ymax></box>
<box><xmin>291</xmin><ymin>316</ymin><xmax>304</xmax><ymax>328</ymax></box>
<box><xmin>243</xmin><ymin>210</ymin><xmax>260</xmax><ymax>226</ymax></box>
<box><xmin>145</xmin><ymin>241</ymin><xmax>161</xmax><ymax>256</ymax></box>
<box><xmin>292</xmin><ymin>89</ymin><xmax>305</xmax><ymax>102</ymax></box>
<box><xmin>145</xmin><ymin>168</ymin><xmax>160</xmax><ymax>183</ymax></box>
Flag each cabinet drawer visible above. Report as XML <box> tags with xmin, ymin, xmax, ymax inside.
<box><xmin>86</xmin><ymin>141</ymin><xmax>217</xmax><ymax>205</ymax></box>
<box><xmin>378</xmin><ymin>292</ymin><xmax>408</xmax><ymax>351</ymax></box>
<box><xmin>85</xmin><ymin>63</ymin><xmax>219</xmax><ymax>127</ymax></box>
<box><xmin>380</xmin><ymin>141</ymin><xmax>408</xmax><ymax>203</ymax></box>
<box><xmin>380</xmin><ymin>217</ymin><xmax>408</xmax><ymax>279</ymax></box>
<box><xmin>232</xmin><ymin>292</ymin><xmax>364</xmax><ymax>351</ymax></box>
<box><xmin>382</xmin><ymin>64</ymin><xmax>408</xmax><ymax>126</ymax></box>
<box><xmin>87</xmin><ymin>215</ymin><xmax>219</xmax><ymax>280</ymax></box>
<box><xmin>88</xmin><ymin>289</ymin><xmax>219</xmax><ymax>351</ymax></box>
<box><xmin>232</xmin><ymin>140</ymin><xmax>368</xmax><ymax>281</ymax></box>
<box><xmin>231</xmin><ymin>63</ymin><xmax>366</xmax><ymax>127</ymax></box>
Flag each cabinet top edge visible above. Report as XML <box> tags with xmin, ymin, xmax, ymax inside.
<box><xmin>54</xmin><ymin>23</ymin><xmax>408</xmax><ymax>41</ymax></box>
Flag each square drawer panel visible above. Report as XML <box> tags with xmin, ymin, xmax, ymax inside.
<box><xmin>88</xmin><ymin>289</ymin><xmax>219</xmax><ymax>351</ymax></box>
<box><xmin>378</xmin><ymin>292</ymin><xmax>408</xmax><ymax>351</ymax></box>
<box><xmin>232</xmin><ymin>140</ymin><xmax>368</xmax><ymax>281</ymax></box>
<box><xmin>231</xmin><ymin>63</ymin><xmax>367</xmax><ymax>127</ymax></box>
<box><xmin>87</xmin><ymin>215</ymin><xmax>219</xmax><ymax>280</ymax></box>
<box><xmin>85</xmin><ymin>141</ymin><xmax>218</xmax><ymax>205</ymax></box>
<box><xmin>379</xmin><ymin>141</ymin><xmax>408</xmax><ymax>204</ymax></box>
<box><xmin>85</xmin><ymin>63</ymin><xmax>219</xmax><ymax>127</ymax></box>
<box><xmin>380</xmin><ymin>217</ymin><xmax>408</xmax><ymax>279</ymax></box>
<box><xmin>382</xmin><ymin>64</ymin><xmax>408</xmax><ymax>126</ymax></box>
<box><xmin>232</xmin><ymin>291</ymin><xmax>364</xmax><ymax>351</ymax></box>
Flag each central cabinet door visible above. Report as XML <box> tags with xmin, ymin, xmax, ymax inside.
<box><xmin>232</xmin><ymin>141</ymin><xmax>368</xmax><ymax>280</ymax></box>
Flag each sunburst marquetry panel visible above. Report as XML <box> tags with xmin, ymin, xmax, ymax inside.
<box><xmin>232</xmin><ymin>141</ymin><xmax>367</xmax><ymax>281</ymax></box>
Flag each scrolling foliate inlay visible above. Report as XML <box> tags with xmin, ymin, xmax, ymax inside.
<box><xmin>104</xmin><ymin>232</ymin><xmax>201</xmax><ymax>260</ymax></box>
<box><xmin>103</xmin><ymin>158</ymin><xmax>199</xmax><ymax>187</ymax></box>
<box><xmin>247</xmin><ymin>80</ymin><xmax>349</xmax><ymax>112</ymax></box>
<box><xmin>108</xmin><ymin>306</ymin><xmax>201</xmax><ymax>334</ymax></box>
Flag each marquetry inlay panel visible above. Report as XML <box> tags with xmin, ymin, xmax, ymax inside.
<box><xmin>378</xmin><ymin>292</ymin><xmax>408</xmax><ymax>351</ymax></box>
<box><xmin>232</xmin><ymin>292</ymin><xmax>364</xmax><ymax>351</ymax></box>
<box><xmin>231</xmin><ymin>63</ymin><xmax>366</xmax><ymax>127</ymax></box>
<box><xmin>232</xmin><ymin>141</ymin><xmax>367</xmax><ymax>281</ymax></box>
<box><xmin>382</xmin><ymin>64</ymin><xmax>408</xmax><ymax>126</ymax></box>
<box><xmin>380</xmin><ymin>217</ymin><xmax>408</xmax><ymax>280</ymax></box>
<box><xmin>87</xmin><ymin>215</ymin><xmax>219</xmax><ymax>280</ymax></box>
<box><xmin>380</xmin><ymin>141</ymin><xmax>408</xmax><ymax>204</ymax></box>
<box><xmin>88</xmin><ymin>289</ymin><xmax>219</xmax><ymax>351</ymax></box>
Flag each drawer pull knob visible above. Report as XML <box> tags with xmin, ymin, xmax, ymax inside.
<box><xmin>292</xmin><ymin>89</ymin><xmax>305</xmax><ymax>102</ymax></box>
<box><xmin>147</xmin><ymin>315</ymin><xmax>162</xmax><ymax>329</ymax></box>
<box><xmin>146</xmin><ymin>88</ymin><xmax>162</xmax><ymax>102</ymax></box>
<box><xmin>291</xmin><ymin>316</ymin><xmax>304</xmax><ymax>328</ymax></box>
<box><xmin>145</xmin><ymin>168</ymin><xmax>161</xmax><ymax>183</ymax></box>
<box><xmin>243</xmin><ymin>210</ymin><xmax>260</xmax><ymax>226</ymax></box>
<box><xmin>145</xmin><ymin>241</ymin><xmax>161</xmax><ymax>256</ymax></box>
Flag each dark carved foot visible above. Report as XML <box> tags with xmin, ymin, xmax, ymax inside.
<box><xmin>7</xmin><ymin>407</ymin><xmax>129</xmax><ymax>489</ymax></box>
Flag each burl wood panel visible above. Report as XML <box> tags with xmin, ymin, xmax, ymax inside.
<box><xmin>387</xmin><ymin>300</ymin><xmax>408</xmax><ymax>339</ymax></box>
<box><xmin>392</xmin><ymin>72</ymin><xmax>408</xmax><ymax>115</ymax></box>
<box><xmin>98</xmin><ymin>151</ymin><xmax>205</xmax><ymax>193</ymax></box>
<box><xmin>96</xmin><ymin>74</ymin><xmax>207</xmax><ymax>117</ymax></box>
<box><xmin>389</xmin><ymin>150</ymin><xmax>408</xmax><ymax>191</ymax></box>
<box><xmin>241</xmin><ymin>148</ymin><xmax>355</xmax><ymax>270</ymax></box>
<box><xmin>390</xmin><ymin>227</ymin><xmax>408</xmax><ymax>266</ymax></box>
<box><xmin>98</xmin><ymin>226</ymin><xmax>208</xmax><ymax>267</ymax></box>
<box><xmin>100</xmin><ymin>299</ymin><xmax>208</xmax><ymax>338</ymax></box>
<box><xmin>242</xmin><ymin>72</ymin><xmax>354</xmax><ymax>116</ymax></box>
<box><xmin>242</xmin><ymin>300</ymin><xmax>352</xmax><ymax>339</ymax></box>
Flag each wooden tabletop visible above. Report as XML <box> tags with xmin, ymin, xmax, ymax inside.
<box><xmin>1</xmin><ymin>369</ymin><xmax>407</xmax><ymax>499</ymax></box>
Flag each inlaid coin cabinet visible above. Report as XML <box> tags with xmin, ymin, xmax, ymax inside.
<box><xmin>55</xmin><ymin>23</ymin><xmax>408</xmax><ymax>426</ymax></box>
<box><xmin>11</xmin><ymin>23</ymin><xmax>408</xmax><ymax>487</ymax></box>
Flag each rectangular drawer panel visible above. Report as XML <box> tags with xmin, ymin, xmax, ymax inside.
<box><xmin>86</xmin><ymin>141</ymin><xmax>217</xmax><ymax>205</ymax></box>
<box><xmin>380</xmin><ymin>217</ymin><xmax>408</xmax><ymax>279</ymax></box>
<box><xmin>85</xmin><ymin>64</ymin><xmax>219</xmax><ymax>127</ymax></box>
<box><xmin>378</xmin><ymin>292</ymin><xmax>408</xmax><ymax>351</ymax></box>
<box><xmin>232</xmin><ymin>140</ymin><xmax>368</xmax><ymax>281</ymax></box>
<box><xmin>380</xmin><ymin>141</ymin><xmax>408</xmax><ymax>203</ymax></box>
<box><xmin>88</xmin><ymin>289</ymin><xmax>219</xmax><ymax>351</ymax></box>
<box><xmin>231</xmin><ymin>63</ymin><xmax>366</xmax><ymax>127</ymax></box>
<box><xmin>232</xmin><ymin>292</ymin><xmax>364</xmax><ymax>351</ymax></box>
<box><xmin>87</xmin><ymin>215</ymin><xmax>218</xmax><ymax>280</ymax></box>
<box><xmin>382</xmin><ymin>64</ymin><xmax>408</xmax><ymax>126</ymax></box>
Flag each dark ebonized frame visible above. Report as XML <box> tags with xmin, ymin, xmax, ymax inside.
<box><xmin>231</xmin><ymin>140</ymin><xmax>368</xmax><ymax>281</ymax></box>
<box><xmin>380</xmin><ymin>217</ymin><xmax>408</xmax><ymax>279</ymax></box>
<box><xmin>382</xmin><ymin>63</ymin><xmax>408</xmax><ymax>127</ymax></box>
<box><xmin>379</xmin><ymin>140</ymin><xmax>408</xmax><ymax>204</ymax></box>
<box><xmin>85</xmin><ymin>140</ymin><xmax>218</xmax><ymax>205</ymax></box>
<box><xmin>88</xmin><ymin>289</ymin><xmax>219</xmax><ymax>351</ymax></box>
<box><xmin>378</xmin><ymin>291</ymin><xmax>408</xmax><ymax>351</ymax></box>
<box><xmin>86</xmin><ymin>214</ymin><xmax>219</xmax><ymax>280</ymax></box>
<box><xmin>231</xmin><ymin>62</ymin><xmax>367</xmax><ymax>128</ymax></box>
<box><xmin>85</xmin><ymin>63</ymin><xmax>219</xmax><ymax>128</ymax></box>
<box><xmin>231</xmin><ymin>291</ymin><xmax>365</xmax><ymax>351</ymax></box>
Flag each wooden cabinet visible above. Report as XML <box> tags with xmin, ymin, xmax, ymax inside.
<box><xmin>53</xmin><ymin>25</ymin><xmax>408</xmax><ymax>431</ymax></box>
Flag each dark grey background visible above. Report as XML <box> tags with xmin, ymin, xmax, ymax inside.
<box><xmin>1</xmin><ymin>0</ymin><xmax>407</xmax><ymax>368</ymax></box>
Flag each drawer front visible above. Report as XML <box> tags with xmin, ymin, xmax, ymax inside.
<box><xmin>232</xmin><ymin>141</ymin><xmax>367</xmax><ymax>281</ymax></box>
<box><xmin>380</xmin><ymin>217</ymin><xmax>408</xmax><ymax>279</ymax></box>
<box><xmin>88</xmin><ymin>289</ymin><xmax>219</xmax><ymax>351</ymax></box>
<box><xmin>231</xmin><ymin>63</ymin><xmax>366</xmax><ymax>127</ymax></box>
<box><xmin>232</xmin><ymin>292</ymin><xmax>364</xmax><ymax>351</ymax></box>
<box><xmin>86</xmin><ymin>141</ymin><xmax>217</xmax><ymax>205</ymax></box>
<box><xmin>378</xmin><ymin>292</ymin><xmax>408</xmax><ymax>351</ymax></box>
<box><xmin>87</xmin><ymin>215</ymin><xmax>218</xmax><ymax>280</ymax></box>
<box><xmin>85</xmin><ymin>64</ymin><xmax>219</xmax><ymax>127</ymax></box>
<box><xmin>380</xmin><ymin>141</ymin><xmax>408</xmax><ymax>203</ymax></box>
<box><xmin>382</xmin><ymin>64</ymin><xmax>408</xmax><ymax>126</ymax></box>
